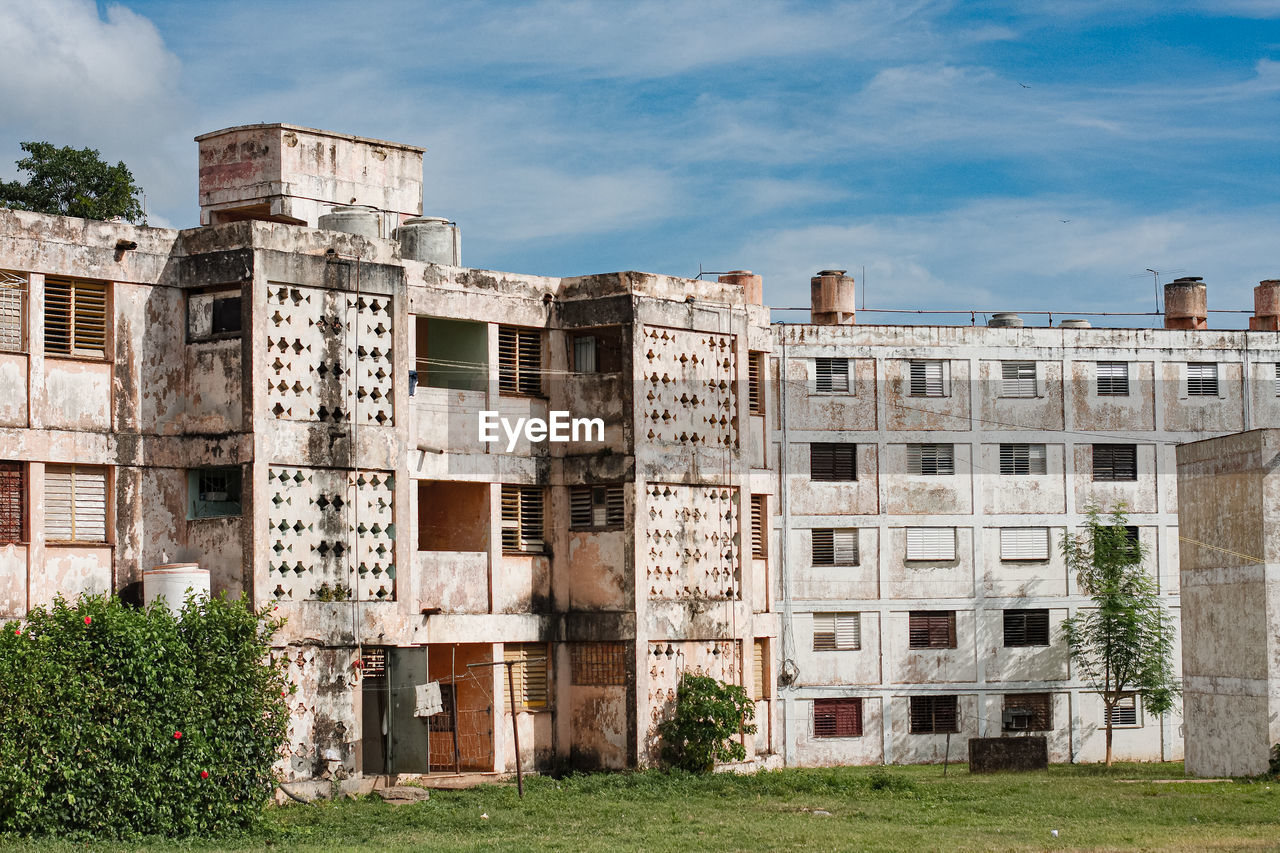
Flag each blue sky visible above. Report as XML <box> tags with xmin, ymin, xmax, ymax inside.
<box><xmin>2</xmin><ymin>1</ymin><xmax>1280</xmax><ymax>325</ymax></box>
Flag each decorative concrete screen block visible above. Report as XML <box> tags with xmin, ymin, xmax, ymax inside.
<box><xmin>266</xmin><ymin>283</ymin><xmax>394</xmax><ymax>427</ymax></box>
<box><xmin>267</xmin><ymin>465</ymin><xmax>396</xmax><ymax>600</ymax></box>
<box><xmin>968</xmin><ymin>736</ymin><xmax>1048</xmax><ymax>773</ymax></box>
<box><xmin>645</xmin><ymin>639</ymin><xmax>740</xmax><ymax>750</ymax></box>
<box><xmin>640</xmin><ymin>326</ymin><xmax>737</xmax><ymax>447</ymax></box>
<box><xmin>644</xmin><ymin>483</ymin><xmax>739</xmax><ymax>600</ymax></box>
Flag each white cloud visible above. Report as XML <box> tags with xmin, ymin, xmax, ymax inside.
<box><xmin>742</xmin><ymin>198</ymin><xmax>1280</xmax><ymax>327</ymax></box>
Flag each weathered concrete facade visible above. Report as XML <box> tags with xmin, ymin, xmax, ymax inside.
<box><xmin>4</xmin><ymin>121</ymin><xmax>1278</xmax><ymax>778</ymax></box>
<box><xmin>1175</xmin><ymin>429</ymin><xmax>1280</xmax><ymax>777</ymax></box>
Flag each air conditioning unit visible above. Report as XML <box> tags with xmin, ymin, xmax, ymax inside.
<box><xmin>1003</xmin><ymin>708</ymin><xmax>1033</xmax><ymax>731</ymax></box>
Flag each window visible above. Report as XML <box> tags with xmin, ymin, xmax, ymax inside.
<box><xmin>569</xmin><ymin>484</ymin><xmax>624</xmax><ymax>530</ymax></box>
<box><xmin>750</xmin><ymin>494</ymin><xmax>767</xmax><ymax>558</ymax></box>
<box><xmin>570</xmin><ymin>642</ymin><xmax>627</xmax><ymax>686</ymax></box>
<box><xmin>812</xmin><ymin>529</ymin><xmax>859</xmax><ymax>566</ymax></box>
<box><xmin>815</xmin><ymin>357</ymin><xmax>849</xmax><ymax>393</ymax></box>
<box><xmin>498</xmin><ymin>325</ymin><xmax>542</xmax><ymax>395</ymax></box>
<box><xmin>503</xmin><ymin>643</ymin><xmax>549</xmax><ymax>709</ymax></box>
<box><xmin>752</xmin><ymin>639</ymin><xmax>769</xmax><ymax>700</ymax></box>
<box><xmin>1105</xmin><ymin>694</ymin><xmax>1140</xmax><ymax>727</ymax></box>
<box><xmin>44</xmin><ymin>278</ymin><xmax>107</xmax><ymax>358</ymax></box>
<box><xmin>1187</xmin><ymin>363</ymin><xmax>1218</xmax><ymax>396</ymax></box>
<box><xmin>1096</xmin><ymin>525</ymin><xmax>1141</xmax><ymax>563</ymax></box>
<box><xmin>810</xmin><ymin>443</ymin><xmax>857</xmax><ymax>481</ymax></box>
<box><xmin>748</xmin><ymin>351</ymin><xmax>765</xmax><ymax>413</ymax></box>
<box><xmin>1096</xmin><ymin>362</ymin><xmax>1129</xmax><ymax>396</ymax></box>
<box><xmin>908</xmin><ymin>611</ymin><xmax>956</xmax><ymax>649</ymax></box>
<box><xmin>1003</xmin><ymin>609</ymin><xmax>1050</xmax><ymax>647</ymax></box>
<box><xmin>211</xmin><ymin>296</ymin><xmax>242</xmax><ymax>335</ymax></box>
<box><xmin>501</xmin><ymin>485</ymin><xmax>544</xmax><ymax>552</ymax></box>
<box><xmin>188</xmin><ymin>467</ymin><xmax>243</xmax><ymax>519</ymax></box>
<box><xmin>0</xmin><ymin>270</ymin><xmax>26</xmax><ymax>352</ymax></box>
<box><xmin>814</xmin><ymin>697</ymin><xmax>863</xmax><ymax>737</ymax></box>
<box><xmin>1000</xmin><ymin>361</ymin><xmax>1036</xmax><ymax>397</ymax></box>
<box><xmin>813</xmin><ymin>612</ymin><xmax>861</xmax><ymax>651</ymax></box>
<box><xmin>909</xmin><ymin>359</ymin><xmax>945</xmax><ymax>397</ymax></box>
<box><xmin>1092</xmin><ymin>445</ymin><xmax>1137</xmax><ymax>481</ymax></box>
<box><xmin>570</xmin><ymin>328</ymin><xmax>623</xmax><ymax>374</ymax></box>
<box><xmin>999</xmin><ymin>443</ymin><xmax>1046</xmax><ymax>475</ymax></box>
<box><xmin>905</xmin><ymin>528</ymin><xmax>956</xmax><ymax>562</ymax></box>
<box><xmin>909</xmin><ymin>695</ymin><xmax>958</xmax><ymax>734</ymax></box>
<box><xmin>1274</xmin><ymin>363</ymin><xmax>1280</xmax><ymax>397</ymax></box>
<box><xmin>0</xmin><ymin>461</ymin><xmax>23</xmax><ymax>543</ymax></box>
<box><xmin>1003</xmin><ymin>693</ymin><xmax>1052</xmax><ymax>732</ymax></box>
<box><xmin>999</xmin><ymin>528</ymin><xmax>1050</xmax><ymax>561</ymax></box>
<box><xmin>44</xmin><ymin>465</ymin><xmax>107</xmax><ymax>543</ymax></box>
<box><xmin>907</xmin><ymin>443</ymin><xmax>954</xmax><ymax>475</ymax></box>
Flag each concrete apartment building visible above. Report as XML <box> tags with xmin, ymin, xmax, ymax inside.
<box><xmin>1</xmin><ymin>122</ymin><xmax>1277</xmax><ymax>780</ymax></box>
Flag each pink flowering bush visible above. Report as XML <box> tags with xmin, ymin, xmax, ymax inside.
<box><xmin>0</xmin><ymin>594</ymin><xmax>288</xmax><ymax>838</ymax></box>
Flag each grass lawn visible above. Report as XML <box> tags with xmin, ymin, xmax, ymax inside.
<box><xmin>7</xmin><ymin>762</ymin><xmax>1280</xmax><ymax>851</ymax></box>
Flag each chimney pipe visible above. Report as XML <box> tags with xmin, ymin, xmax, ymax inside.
<box><xmin>718</xmin><ymin>270</ymin><xmax>763</xmax><ymax>306</ymax></box>
<box><xmin>810</xmin><ymin>269</ymin><xmax>856</xmax><ymax>325</ymax></box>
<box><xmin>1250</xmin><ymin>279</ymin><xmax>1280</xmax><ymax>331</ymax></box>
<box><xmin>1163</xmin><ymin>277</ymin><xmax>1207</xmax><ymax>330</ymax></box>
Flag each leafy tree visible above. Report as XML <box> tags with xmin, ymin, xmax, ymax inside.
<box><xmin>658</xmin><ymin>673</ymin><xmax>756</xmax><ymax>773</ymax></box>
<box><xmin>0</xmin><ymin>141</ymin><xmax>144</xmax><ymax>223</ymax></box>
<box><xmin>1061</xmin><ymin>505</ymin><xmax>1179</xmax><ymax>767</ymax></box>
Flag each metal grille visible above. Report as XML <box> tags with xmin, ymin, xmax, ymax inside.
<box><xmin>815</xmin><ymin>357</ymin><xmax>849</xmax><ymax>393</ymax></box>
<box><xmin>360</xmin><ymin>648</ymin><xmax>386</xmax><ymax>676</ymax></box>
<box><xmin>812</xmin><ymin>528</ymin><xmax>858</xmax><ymax>566</ymax></box>
<box><xmin>498</xmin><ymin>325</ymin><xmax>542</xmax><ymax>395</ymax></box>
<box><xmin>44</xmin><ymin>278</ymin><xmax>107</xmax><ymax>357</ymax></box>
<box><xmin>570</xmin><ymin>642</ymin><xmax>627</xmax><ymax>686</ymax></box>
<box><xmin>908</xmin><ymin>611</ymin><xmax>956</xmax><ymax>649</ymax></box>
<box><xmin>1002</xmin><ymin>609</ymin><xmax>1050</xmax><ymax>647</ymax></box>
<box><xmin>810</xmin><ymin>443</ymin><xmax>856</xmax><ymax>481</ymax></box>
<box><xmin>0</xmin><ymin>270</ymin><xmax>26</xmax><ymax>352</ymax></box>
<box><xmin>908</xmin><ymin>359</ymin><xmax>944</xmax><ymax>397</ymax></box>
<box><xmin>501</xmin><ymin>485</ymin><xmax>544</xmax><ymax>552</ymax></box>
<box><xmin>814</xmin><ymin>697</ymin><xmax>863</xmax><ymax>737</ymax></box>
<box><xmin>907</xmin><ymin>443</ymin><xmax>954</xmax><ymax>475</ymax></box>
<box><xmin>0</xmin><ymin>461</ymin><xmax>23</xmax><ymax>543</ymax></box>
<box><xmin>999</xmin><ymin>443</ymin><xmax>1046</xmax><ymax>475</ymax></box>
<box><xmin>1092</xmin><ymin>444</ymin><xmax>1137</xmax><ymax>481</ymax></box>
<box><xmin>909</xmin><ymin>695</ymin><xmax>958</xmax><ymax>734</ymax></box>
<box><xmin>1000</xmin><ymin>361</ymin><xmax>1036</xmax><ymax>397</ymax></box>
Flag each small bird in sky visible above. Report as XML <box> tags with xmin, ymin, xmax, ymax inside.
<box><xmin>1059</xmin><ymin>219</ymin><xmax>1071</xmax><ymax>223</ymax></box>
<box><xmin>1018</xmin><ymin>81</ymin><xmax>1030</xmax><ymax>88</ymax></box>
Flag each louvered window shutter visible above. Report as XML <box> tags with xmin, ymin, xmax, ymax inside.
<box><xmin>1001</xmin><ymin>361</ymin><xmax>1036</xmax><ymax>397</ymax></box>
<box><xmin>502</xmin><ymin>485</ymin><xmax>544</xmax><ymax>551</ymax></box>
<box><xmin>750</xmin><ymin>494</ymin><xmax>766</xmax><ymax>558</ymax></box>
<box><xmin>814</xmin><ymin>698</ymin><xmax>862</xmax><ymax>737</ymax></box>
<box><xmin>569</xmin><ymin>486</ymin><xmax>592</xmax><ymax>529</ymax></box>
<box><xmin>748</xmin><ymin>351</ymin><xmax>764</xmax><ymax>413</ymax></box>
<box><xmin>498</xmin><ymin>326</ymin><xmax>542</xmax><ymax>395</ymax></box>
<box><xmin>752</xmin><ymin>639</ymin><xmax>767</xmax><ymax>700</ymax></box>
<box><xmin>0</xmin><ymin>270</ymin><xmax>26</xmax><ymax>353</ymax></box>
<box><xmin>44</xmin><ymin>466</ymin><xmax>106</xmax><ymax>542</ymax></box>
<box><xmin>909</xmin><ymin>360</ymin><xmax>944</xmax><ymax>397</ymax></box>
<box><xmin>0</xmin><ymin>462</ymin><xmax>23</xmax><ymax>543</ymax></box>
<box><xmin>906</xmin><ymin>527</ymin><xmax>955</xmax><ymax>561</ymax></box>
<box><xmin>908</xmin><ymin>444</ymin><xmax>954</xmax><ymax>475</ymax></box>
<box><xmin>1000</xmin><ymin>528</ymin><xmax>1049</xmax><ymax>560</ymax></box>
<box><xmin>1187</xmin><ymin>363</ymin><xmax>1218</xmax><ymax>396</ymax></box>
<box><xmin>1093</xmin><ymin>445</ymin><xmax>1137</xmax><ymax>481</ymax></box>
<box><xmin>815</xmin><ymin>358</ymin><xmax>849</xmax><ymax>393</ymax></box>
<box><xmin>810</xmin><ymin>444</ymin><xmax>856</xmax><ymax>481</ymax></box>
<box><xmin>504</xmin><ymin>644</ymin><xmax>549</xmax><ymax>708</ymax></box>
<box><xmin>909</xmin><ymin>611</ymin><xmax>956</xmax><ymax>649</ymax></box>
<box><xmin>1096</xmin><ymin>361</ymin><xmax>1129</xmax><ymax>396</ymax></box>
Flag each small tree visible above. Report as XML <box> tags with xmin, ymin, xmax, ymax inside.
<box><xmin>1061</xmin><ymin>505</ymin><xmax>1179</xmax><ymax>767</ymax></box>
<box><xmin>0</xmin><ymin>141</ymin><xmax>144</xmax><ymax>222</ymax></box>
<box><xmin>658</xmin><ymin>673</ymin><xmax>756</xmax><ymax>773</ymax></box>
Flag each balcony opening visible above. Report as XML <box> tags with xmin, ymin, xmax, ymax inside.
<box><xmin>418</xmin><ymin>481</ymin><xmax>489</xmax><ymax>551</ymax></box>
<box><xmin>415</xmin><ymin>316</ymin><xmax>487</xmax><ymax>392</ymax></box>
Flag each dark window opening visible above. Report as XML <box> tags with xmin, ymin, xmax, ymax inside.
<box><xmin>211</xmin><ymin>296</ymin><xmax>242</xmax><ymax>335</ymax></box>
<box><xmin>810</xmin><ymin>443</ymin><xmax>857</xmax><ymax>481</ymax></box>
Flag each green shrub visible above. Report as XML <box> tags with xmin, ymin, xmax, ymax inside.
<box><xmin>657</xmin><ymin>673</ymin><xmax>756</xmax><ymax>773</ymax></box>
<box><xmin>0</xmin><ymin>593</ymin><xmax>289</xmax><ymax>839</ymax></box>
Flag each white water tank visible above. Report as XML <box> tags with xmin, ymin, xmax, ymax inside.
<box><xmin>318</xmin><ymin>205</ymin><xmax>382</xmax><ymax>239</ymax></box>
<box><xmin>395</xmin><ymin>216</ymin><xmax>461</xmax><ymax>265</ymax></box>
<box><xmin>144</xmin><ymin>563</ymin><xmax>210</xmax><ymax>616</ymax></box>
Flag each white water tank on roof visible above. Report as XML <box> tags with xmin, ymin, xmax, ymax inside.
<box><xmin>144</xmin><ymin>563</ymin><xmax>210</xmax><ymax>616</ymax></box>
<box><xmin>395</xmin><ymin>216</ymin><xmax>461</xmax><ymax>265</ymax></box>
<box><xmin>318</xmin><ymin>205</ymin><xmax>382</xmax><ymax>240</ymax></box>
